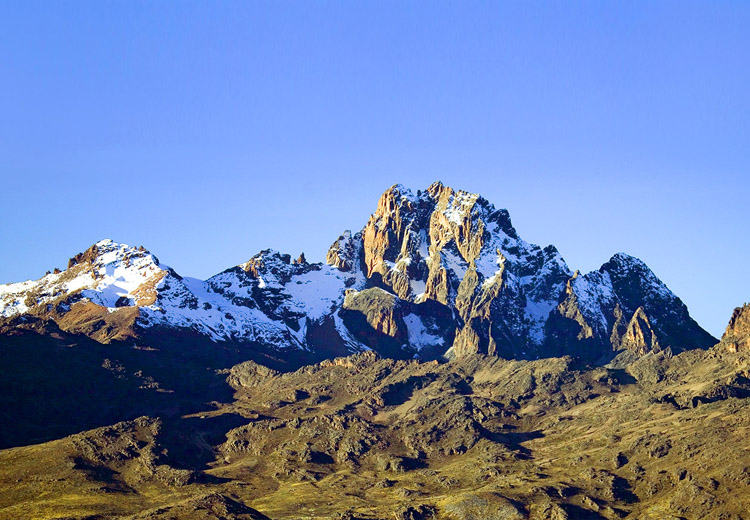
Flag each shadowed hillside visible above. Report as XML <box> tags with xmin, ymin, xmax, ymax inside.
<box><xmin>0</xmin><ymin>338</ymin><xmax>747</xmax><ymax>519</ymax></box>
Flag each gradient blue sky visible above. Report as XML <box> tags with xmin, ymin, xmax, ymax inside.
<box><xmin>1</xmin><ymin>2</ymin><xmax>747</xmax><ymax>337</ymax></box>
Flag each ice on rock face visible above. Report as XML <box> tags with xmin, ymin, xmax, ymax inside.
<box><xmin>568</xmin><ymin>271</ymin><xmax>618</xmax><ymax>336</ymax></box>
<box><xmin>403</xmin><ymin>313</ymin><xmax>444</xmax><ymax>350</ymax></box>
<box><xmin>443</xmin><ymin>191</ymin><xmax>479</xmax><ymax>225</ymax></box>
<box><xmin>284</xmin><ymin>267</ymin><xmax>351</xmax><ymax>321</ymax></box>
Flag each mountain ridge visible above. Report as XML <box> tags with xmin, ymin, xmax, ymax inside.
<box><xmin>0</xmin><ymin>182</ymin><xmax>716</xmax><ymax>366</ymax></box>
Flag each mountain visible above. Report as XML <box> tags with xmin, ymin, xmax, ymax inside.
<box><xmin>0</xmin><ymin>183</ymin><xmax>746</xmax><ymax>520</ymax></box>
<box><xmin>331</xmin><ymin>182</ymin><xmax>715</xmax><ymax>361</ymax></box>
<box><xmin>0</xmin><ymin>240</ymin><xmax>362</xmax><ymax>363</ymax></box>
<box><xmin>0</xmin><ymin>182</ymin><xmax>715</xmax><ymax>365</ymax></box>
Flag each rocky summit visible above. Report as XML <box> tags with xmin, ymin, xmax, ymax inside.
<box><xmin>721</xmin><ymin>303</ymin><xmax>750</xmax><ymax>353</ymax></box>
<box><xmin>0</xmin><ymin>182</ymin><xmax>716</xmax><ymax>366</ymax></box>
<box><xmin>0</xmin><ymin>183</ymin><xmax>746</xmax><ymax>520</ymax></box>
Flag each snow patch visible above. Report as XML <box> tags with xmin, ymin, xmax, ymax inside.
<box><xmin>403</xmin><ymin>313</ymin><xmax>444</xmax><ymax>350</ymax></box>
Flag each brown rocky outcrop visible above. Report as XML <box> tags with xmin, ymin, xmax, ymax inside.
<box><xmin>342</xmin><ymin>288</ymin><xmax>406</xmax><ymax>341</ymax></box>
<box><xmin>620</xmin><ymin>307</ymin><xmax>661</xmax><ymax>356</ymax></box>
<box><xmin>54</xmin><ymin>301</ymin><xmax>140</xmax><ymax>343</ymax></box>
<box><xmin>722</xmin><ymin>303</ymin><xmax>750</xmax><ymax>352</ymax></box>
<box><xmin>130</xmin><ymin>272</ymin><xmax>166</xmax><ymax>306</ymax></box>
<box><xmin>67</xmin><ymin>243</ymin><xmax>101</xmax><ymax>269</ymax></box>
<box><xmin>426</xmin><ymin>182</ymin><xmax>487</xmax><ymax>265</ymax></box>
<box><xmin>554</xmin><ymin>272</ymin><xmax>596</xmax><ymax>342</ymax></box>
<box><xmin>360</xmin><ymin>185</ymin><xmax>428</xmax><ymax>301</ymax></box>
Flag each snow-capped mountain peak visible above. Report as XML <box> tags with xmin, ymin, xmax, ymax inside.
<box><xmin>0</xmin><ymin>183</ymin><xmax>716</xmax><ymax>364</ymax></box>
<box><xmin>0</xmin><ymin>239</ymin><xmax>169</xmax><ymax>318</ymax></box>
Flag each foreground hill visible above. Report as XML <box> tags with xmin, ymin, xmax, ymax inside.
<box><xmin>0</xmin><ymin>342</ymin><xmax>747</xmax><ymax>520</ymax></box>
<box><xmin>0</xmin><ymin>182</ymin><xmax>715</xmax><ymax>365</ymax></box>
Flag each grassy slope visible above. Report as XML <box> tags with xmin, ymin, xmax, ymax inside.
<box><xmin>0</xmin><ymin>346</ymin><xmax>748</xmax><ymax>520</ymax></box>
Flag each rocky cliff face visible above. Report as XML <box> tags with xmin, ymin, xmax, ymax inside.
<box><xmin>722</xmin><ymin>303</ymin><xmax>750</xmax><ymax>352</ymax></box>
<box><xmin>542</xmin><ymin>253</ymin><xmax>716</xmax><ymax>361</ymax></box>
<box><xmin>328</xmin><ymin>182</ymin><xmax>715</xmax><ymax>362</ymax></box>
<box><xmin>333</xmin><ymin>182</ymin><xmax>573</xmax><ymax>359</ymax></box>
<box><xmin>0</xmin><ymin>183</ymin><xmax>716</xmax><ymax>365</ymax></box>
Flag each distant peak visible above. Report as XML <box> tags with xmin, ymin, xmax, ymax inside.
<box><xmin>381</xmin><ymin>183</ymin><xmax>420</xmax><ymax>205</ymax></box>
<box><xmin>372</xmin><ymin>182</ymin><xmax>519</xmax><ymax>241</ymax></box>
<box><xmin>240</xmin><ymin>248</ymin><xmax>318</xmax><ymax>274</ymax></box>
<box><xmin>602</xmin><ymin>252</ymin><xmax>650</xmax><ymax>272</ymax></box>
<box><xmin>245</xmin><ymin>248</ymin><xmax>290</xmax><ymax>264</ymax></box>
<box><xmin>67</xmin><ymin>241</ymin><xmax>108</xmax><ymax>269</ymax></box>
<box><xmin>67</xmin><ymin>240</ymin><xmax>158</xmax><ymax>270</ymax></box>
<box><xmin>610</xmin><ymin>252</ymin><xmax>642</xmax><ymax>263</ymax></box>
<box><xmin>426</xmin><ymin>180</ymin><xmax>445</xmax><ymax>195</ymax></box>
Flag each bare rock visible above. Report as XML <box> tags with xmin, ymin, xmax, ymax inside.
<box><xmin>723</xmin><ymin>303</ymin><xmax>750</xmax><ymax>352</ymax></box>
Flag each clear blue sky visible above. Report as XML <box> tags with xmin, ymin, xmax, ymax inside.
<box><xmin>1</xmin><ymin>2</ymin><xmax>747</xmax><ymax>337</ymax></box>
